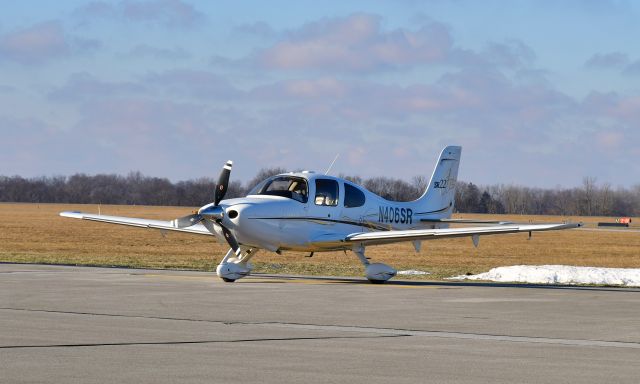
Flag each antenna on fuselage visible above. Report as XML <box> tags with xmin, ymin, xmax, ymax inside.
<box><xmin>324</xmin><ymin>154</ymin><xmax>340</xmax><ymax>175</ymax></box>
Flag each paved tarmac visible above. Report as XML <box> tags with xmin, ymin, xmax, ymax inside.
<box><xmin>1</xmin><ymin>264</ymin><xmax>639</xmax><ymax>383</ymax></box>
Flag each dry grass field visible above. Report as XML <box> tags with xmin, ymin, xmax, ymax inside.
<box><xmin>1</xmin><ymin>203</ymin><xmax>639</xmax><ymax>279</ymax></box>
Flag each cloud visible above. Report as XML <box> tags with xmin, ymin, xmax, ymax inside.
<box><xmin>595</xmin><ymin>130</ymin><xmax>624</xmax><ymax>150</ymax></box>
<box><xmin>585</xmin><ymin>52</ymin><xmax>629</xmax><ymax>69</ymax></box>
<box><xmin>479</xmin><ymin>40</ymin><xmax>536</xmax><ymax>69</ymax></box>
<box><xmin>0</xmin><ymin>21</ymin><xmax>68</xmax><ymax>64</ymax></box>
<box><xmin>585</xmin><ymin>52</ymin><xmax>640</xmax><ymax>76</ymax></box>
<box><xmin>0</xmin><ymin>84</ymin><xmax>16</xmax><ymax>93</ymax></box>
<box><xmin>74</xmin><ymin>37</ymin><xmax>102</xmax><ymax>53</ymax></box>
<box><xmin>237</xmin><ymin>16</ymin><xmax>537</xmax><ymax>76</ymax></box>
<box><xmin>141</xmin><ymin>69</ymin><xmax>244</xmax><ymax>100</ymax></box>
<box><xmin>62</xmin><ymin>98</ymin><xmax>261</xmax><ymax>179</ymax></box>
<box><xmin>48</xmin><ymin>72</ymin><xmax>147</xmax><ymax>101</ymax></box>
<box><xmin>575</xmin><ymin>91</ymin><xmax>640</xmax><ymax>173</ymax></box>
<box><xmin>583</xmin><ymin>91</ymin><xmax>640</xmax><ymax>124</ymax></box>
<box><xmin>6</xmin><ymin>63</ymin><xmax>640</xmax><ymax>185</ymax></box>
<box><xmin>250</xmin><ymin>68</ymin><xmax>571</xmax><ymax>129</ymax></box>
<box><xmin>256</xmin><ymin>13</ymin><xmax>453</xmax><ymax>72</ymax></box>
<box><xmin>622</xmin><ymin>59</ymin><xmax>640</xmax><ymax>75</ymax></box>
<box><xmin>50</xmin><ymin>69</ymin><xmax>243</xmax><ymax>103</ymax></box>
<box><xmin>251</xmin><ymin>77</ymin><xmax>350</xmax><ymax>100</ymax></box>
<box><xmin>0</xmin><ymin>21</ymin><xmax>98</xmax><ymax>64</ymax></box>
<box><xmin>234</xmin><ymin>21</ymin><xmax>278</xmax><ymax>39</ymax></box>
<box><xmin>124</xmin><ymin>44</ymin><xmax>191</xmax><ymax>60</ymax></box>
<box><xmin>75</xmin><ymin>0</ymin><xmax>205</xmax><ymax>28</ymax></box>
<box><xmin>240</xmin><ymin>68</ymin><xmax>606</xmax><ymax>185</ymax></box>
<box><xmin>4</xmin><ymin>9</ymin><xmax>637</xmax><ymax>186</ymax></box>
<box><xmin>0</xmin><ymin>115</ymin><xmax>77</xmax><ymax>176</ymax></box>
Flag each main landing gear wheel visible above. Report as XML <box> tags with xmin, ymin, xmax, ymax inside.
<box><xmin>221</xmin><ymin>277</ymin><xmax>236</xmax><ymax>283</ymax></box>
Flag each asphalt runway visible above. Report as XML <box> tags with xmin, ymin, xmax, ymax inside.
<box><xmin>2</xmin><ymin>264</ymin><xmax>639</xmax><ymax>383</ymax></box>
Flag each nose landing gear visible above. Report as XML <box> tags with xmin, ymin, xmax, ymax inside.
<box><xmin>216</xmin><ymin>247</ymin><xmax>258</xmax><ymax>282</ymax></box>
<box><xmin>352</xmin><ymin>245</ymin><xmax>397</xmax><ymax>283</ymax></box>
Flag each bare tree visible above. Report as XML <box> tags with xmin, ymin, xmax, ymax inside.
<box><xmin>245</xmin><ymin>167</ymin><xmax>288</xmax><ymax>192</ymax></box>
<box><xmin>581</xmin><ymin>176</ymin><xmax>597</xmax><ymax>216</ymax></box>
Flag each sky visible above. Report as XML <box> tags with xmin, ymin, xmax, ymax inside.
<box><xmin>1</xmin><ymin>0</ymin><xmax>639</xmax><ymax>188</ymax></box>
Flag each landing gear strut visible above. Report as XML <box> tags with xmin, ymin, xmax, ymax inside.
<box><xmin>352</xmin><ymin>245</ymin><xmax>397</xmax><ymax>283</ymax></box>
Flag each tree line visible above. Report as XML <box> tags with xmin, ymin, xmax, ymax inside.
<box><xmin>454</xmin><ymin>177</ymin><xmax>640</xmax><ymax>217</ymax></box>
<box><xmin>0</xmin><ymin>170</ymin><xmax>638</xmax><ymax>216</ymax></box>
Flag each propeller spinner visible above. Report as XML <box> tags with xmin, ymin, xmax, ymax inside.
<box><xmin>171</xmin><ymin>160</ymin><xmax>240</xmax><ymax>252</ymax></box>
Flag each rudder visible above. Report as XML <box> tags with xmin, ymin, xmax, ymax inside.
<box><xmin>413</xmin><ymin>146</ymin><xmax>462</xmax><ymax>218</ymax></box>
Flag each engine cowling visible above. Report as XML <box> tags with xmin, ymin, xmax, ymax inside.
<box><xmin>365</xmin><ymin>263</ymin><xmax>397</xmax><ymax>283</ymax></box>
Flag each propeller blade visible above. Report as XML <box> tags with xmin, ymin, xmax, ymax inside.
<box><xmin>214</xmin><ymin>160</ymin><xmax>233</xmax><ymax>205</ymax></box>
<box><xmin>171</xmin><ymin>214</ymin><xmax>203</xmax><ymax>228</ymax></box>
<box><xmin>219</xmin><ymin>224</ymin><xmax>240</xmax><ymax>253</ymax></box>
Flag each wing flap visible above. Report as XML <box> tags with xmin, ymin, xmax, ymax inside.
<box><xmin>59</xmin><ymin>211</ymin><xmax>213</xmax><ymax>236</ymax></box>
<box><xmin>420</xmin><ymin>218</ymin><xmax>514</xmax><ymax>225</ymax></box>
<box><xmin>346</xmin><ymin>223</ymin><xmax>581</xmax><ymax>246</ymax></box>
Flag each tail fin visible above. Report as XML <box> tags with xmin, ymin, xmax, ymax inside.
<box><xmin>413</xmin><ymin>146</ymin><xmax>462</xmax><ymax>218</ymax></box>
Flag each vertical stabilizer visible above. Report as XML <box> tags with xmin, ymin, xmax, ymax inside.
<box><xmin>413</xmin><ymin>146</ymin><xmax>462</xmax><ymax>218</ymax></box>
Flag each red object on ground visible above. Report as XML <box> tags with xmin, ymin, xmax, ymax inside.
<box><xmin>618</xmin><ymin>217</ymin><xmax>631</xmax><ymax>224</ymax></box>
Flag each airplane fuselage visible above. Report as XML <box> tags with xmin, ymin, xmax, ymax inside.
<box><xmin>216</xmin><ymin>171</ymin><xmax>451</xmax><ymax>253</ymax></box>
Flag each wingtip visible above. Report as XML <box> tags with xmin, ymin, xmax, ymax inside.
<box><xmin>60</xmin><ymin>211</ymin><xmax>83</xmax><ymax>219</ymax></box>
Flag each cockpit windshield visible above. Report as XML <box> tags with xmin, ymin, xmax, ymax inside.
<box><xmin>250</xmin><ymin>176</ymin><xmax>308</xmax><ymax>203</ymax></box>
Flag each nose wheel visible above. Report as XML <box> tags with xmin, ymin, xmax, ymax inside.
<box><xmin>216</xmin><ymin>247</ymin><xmax>258</xmax><ymax>282</ymax></box>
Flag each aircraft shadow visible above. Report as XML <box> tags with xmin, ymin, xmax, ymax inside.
<box><xmin>250</xmin><ymin>274</ymin><xmax>640</xmax><ymax>293</ymax></box>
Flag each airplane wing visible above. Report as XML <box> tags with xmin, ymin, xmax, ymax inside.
<box><xmin>345</xmin><ymin>223</ymin><xmax>581</xmax><ymax>247</ymax></box>
<box><xmin>59</xmin><ymin>211</ymin><xmax>214</xmax><ymax>236</ymax></box>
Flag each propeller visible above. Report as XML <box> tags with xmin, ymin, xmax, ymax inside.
<box><xmin>220</xmin><ymin>225</ymin><xmax>239</xmax><ymax>251</ymax></box>
<box><xmin>172</xmin><ymin>213</ymin><xmax>202</xmax><ymax>228</ymax></box>
<box><xmin>171</xmin><ymin>160</ymin><xmax>240</xmax><ymax>253</ymax></box>
<box><xmin>214</xmin><ymin>160</ymin><xmax>232</xmax><ymax>205</ymax></box>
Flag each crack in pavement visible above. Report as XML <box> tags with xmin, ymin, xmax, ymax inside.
<box><xmin>0</xmin><ymin>335</ymin><xmax>406</xmax><ymax>350</ymax></box>
<box><xmin>2</xmin><ymin>307</ymin><xmax>639</xmax><ymax>349</ymax></box>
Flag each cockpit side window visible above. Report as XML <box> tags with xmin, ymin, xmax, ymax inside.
<box><xmin>255</xmin><ymin>176</ymin><xmax>308</xmax><ymax>203</ymax></box>
<box><xmin>344</xmin><ymin>183</ymin><xmax>366</xmax><ymax>208</ymax></box>
<box><xmin>315</xmin><ymin>179</ymin><xmax>339</xmax><ymax>206</ymax></box>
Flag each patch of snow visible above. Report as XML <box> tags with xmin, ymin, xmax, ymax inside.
<box><xmin>398</xmin><ymin>270</ymin><xmax>430</xmax><ymax>276</ymax></box>
<box><xmin>448</xmin><ymin>265</ymin><xmax>640</xmax><ymax>287</ymax></box>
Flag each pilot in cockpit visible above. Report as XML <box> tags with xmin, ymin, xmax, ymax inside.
<box><xmin>290</xmin><ymin>181</ymin><xmax>307</xmax><ymax>203</ymax></box>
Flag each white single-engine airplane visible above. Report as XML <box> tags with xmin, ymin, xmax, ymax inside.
<box><xmin>61</xmin><ymin>146</ymin><xmax>580</xmax><ymax>283</ymax></box>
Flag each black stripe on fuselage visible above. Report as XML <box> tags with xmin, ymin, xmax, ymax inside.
<box><xmin>250</xmin><ymin>217</ymin><xmax>391</xmax><ymax>231</ymax></box>
<box><xmin>413</xmin><ymin>205</ymin><xmax>450</xmax><ymax>216</ymax></box>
